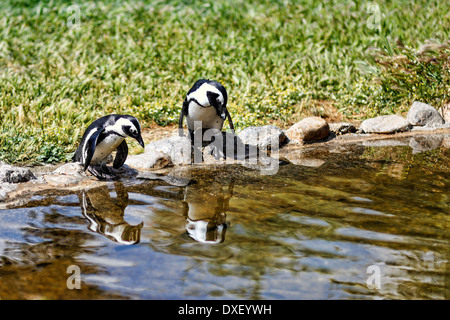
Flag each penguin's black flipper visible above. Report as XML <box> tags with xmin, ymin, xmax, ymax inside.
<box><xmin>113</xmin><ymin>140</ymin><xmax>128</xmax><ymax>169</ymax></box>
<box><xmin>178</xmin><ymin>98</ymin><xmax>189</xmax><ymax>137</ymax></box>
<box><xmin>82</xmin><ymin>129</ymin><xmax>103</xmax><ymax>171</ymax></box>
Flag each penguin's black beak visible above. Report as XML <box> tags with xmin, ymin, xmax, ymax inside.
<box><xmin>136</xmin><ymin>135</ymin><xmax>145</xmax><ymax>148</ymax></box>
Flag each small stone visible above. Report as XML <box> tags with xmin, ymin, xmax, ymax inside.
<box><xmin>329</xmin><ymin>122</ymin><xmax>357</xmax><ymax>135</ymax></box>
<box><xmin>360</xmin><ymin>115</ymin><xmax>410</xmax><ymax>134</ymax></box>
<box><xmin>0</xmin><ymin>164</ymin><xmax>36</xmax><ymax>183</ymax></box>
<box><xmin>286</xmin><ymin>117</ymin><xmax>330</xmax><ymax>143</ymax></box>
<box><xmin>126</xmin><ymin>148</ymin><xmax>172</xmax><ymax>170</ymax></box>
<box><xmin>146</xmin><ymin>136</ymin><xmax>192</xmax><ymax>165</ymax></box>
<box><xmin>407</xmin><ymin>101</ymin><xmax>445</xmax><ymax>127</ymax></box>
<box><xmin>0</xmin><ymin>183</ymin><xmax>18</xmax><ymax>201</ymax></box>
<box><xmin>54</xmin><ymin>163</ymin><xmax>84</xmax><ymax>175</ymax></box>
<box><xmin>44</xmin><ymin>174</ymin><xmax>83</xmax><ymax>187</ymax></box>
<box><xmin>238</xmin><ymin>125</ymin><xmax>287</xmax><ymax>149</ymax></box>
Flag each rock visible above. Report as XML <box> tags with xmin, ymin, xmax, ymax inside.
<box><xmin>329</xmin><ymin>122</ymin><xmax>357</xmax><ymax>135</ymax></box>
<box><xmin>146</xmin><ymin>136</ymin><xmax>192</xmax><ymax>165</ymax></box>
<box><xmin>54</xmin><ymin>162</ymin><xmax>84</xmax><ymax>175</ymax></box>
<box><xmin>43</xmin><ymin>174</ymin><xmax>84</xmax><ymax>187</ymax></box>
<box><xmin>286</xmin><ymin>117</ymin><xmax>330</xmax><ymax>143</ymax></box>
<box><xmin>0</xmin><ymin>183</ymin><xmax>18</xmax><ymax>201</ymax></box>
<box><xmin>407</xmin><ymin>101</ymin><xmax>445</xmax><ymax>127</ymax></box>
<box><xmin>0</xmin><ymin>164</ymin><xmax>36</xmax><ymax>183</ymax></box>
<box><xmin>238</xmin><ymin>125</ymin><xmax>287</xmax><ymax>149</ymax></box>
<box><xmin>126</xmin><ymin>148</ymin><xmax>172</xmax><ymax>170</ymax></box>
<box><xmin>360</xmin><ymin>115</ymin><xmax>410</xmax><ymax>134</ymax></box>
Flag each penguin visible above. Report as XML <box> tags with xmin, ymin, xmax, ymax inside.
<box><xmin>73</xmin><ymin>114</ymin><xmax>145</xmax><ymax>180</ymax></box>
<box><xmin>178</xmin><ymin>79</ymin><xmax>234</xmax><ymax>137</ymax></box>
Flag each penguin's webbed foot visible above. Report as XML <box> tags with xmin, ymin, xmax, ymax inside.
<box><xmin>87</xmin><ymin>165</ymin><xmax>118</xmax><ymax>180</ymax></box>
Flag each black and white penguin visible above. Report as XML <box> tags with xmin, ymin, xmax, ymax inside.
<box><xmin>178</xmin><ymin>79</ymin><xmax>234</xmax><ymax>137</ymax></box>
<box><xmin>73</xmin><ymin>114</ymin><xmax>145</xmax><ymax>180</ymax></box>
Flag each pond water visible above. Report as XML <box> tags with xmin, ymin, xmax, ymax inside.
<box><xmin>0</xmin><ymin>135</ymin><xmax>449</xmax><ymax>300</ymax></box>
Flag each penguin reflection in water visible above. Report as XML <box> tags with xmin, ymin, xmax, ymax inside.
<box><xmin>79</xmin><ymin>183</ymin><xmax>143</xmax><ymax>245</ymax></box>
<box><xmin>181</xmin><ymin>180</ymin><xmax>234</xmax><ymax>244</ymax></box>
<box><xmin>73</xmin><ymin>114</ymin><xmax>145</xmax><ymax>180</ymax></box>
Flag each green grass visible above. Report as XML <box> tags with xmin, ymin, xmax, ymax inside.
<box><xmin>0</xmin><ymin>0</ymin><xmax>448</xmax><ymax>164</ymax></box>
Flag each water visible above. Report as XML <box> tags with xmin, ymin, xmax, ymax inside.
<box><xmin>0</xmin><ymin>135</ymin><xmax>449</xmax><ymax>299</ymax></box>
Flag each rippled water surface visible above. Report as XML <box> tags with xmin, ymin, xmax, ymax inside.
<box><xmin>0</xmin><ymin>137</ymin><xmax>449</xmax><ymax>299</ymax></box>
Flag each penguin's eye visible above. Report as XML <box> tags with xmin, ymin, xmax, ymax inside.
<box><xmin>216</xmin><ymin>97</ymin><xmax>221</xmax><ymax>105</ymax></box>
<box><xmin>125</xmin><ymin>125</ymin><xmax>137</xmax><ymax>136</ymax></box>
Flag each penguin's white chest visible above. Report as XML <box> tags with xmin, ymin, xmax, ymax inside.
<box><xmin>90</xmin><ymin>134</ymin><xmax>124</xmax><ymax>165</ymax></box>
<box><xmin>186</xmin><ymin>104</ymin><xmax>224</xmax><ymax>131</ymax></box>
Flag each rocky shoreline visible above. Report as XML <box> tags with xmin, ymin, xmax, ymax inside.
<box><xmin>1</xmin><ymin>100</ymin><xmax>449</xmax><ymax>206</ymax></box>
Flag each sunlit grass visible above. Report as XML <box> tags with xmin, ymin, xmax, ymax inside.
<box><xmin>0</xmin><ymin>0</ymin><xmax>448</xmax><ymax>164</ymax></box>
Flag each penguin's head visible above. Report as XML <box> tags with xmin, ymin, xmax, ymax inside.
<box><xmin>117</xmin><ymin>116</ymin><xmax>145</xmax><ymax>148</ymax></box>
<box><xmin>206</xmin><ymin>80</ymin><xmax>228</xmax><ymax>120</ymax></box>
<box><xmin>187</xmin><ymin>79</ymin><xmax>228</xmax><ymax>120</ymax></box>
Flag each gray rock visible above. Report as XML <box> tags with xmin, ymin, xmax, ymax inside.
<box><xmin>238</xmin><ymin>125</ymin><xmax>287</xmax><ymax>149</ymax></box>
<box><xmin>286</xmin><ymin>117</ymin><xmax>330</xmax><ymax>143</ymax></box>
<box><xmin>0</xmin><ymin>164</ymin><xmax>36</xmax><ymax>183</ymax></box>
<box><xmin>360</xmin><ymin>115</ymin><xmax>410</xmax><ymax>134</ymax></box>
<box><xmin>407</xmin><ymin>101</ymin><xmax>445</xmax><ymax>127</ymax></box>
<box><xmin>329</xmin><ymin>122</ymin><xmax>357</xmax><ymax>135</ymax></box>
<box><xmin>146</xmin><ymin>136</ymin><xmax>192</xmax><ymax>165</ymax></box>
<box><xmin>126</xmin><ymin>148</ymin><xmax>172</xmax><ymax>170</ymax></box>
<box><xmin>43</xmin><ymin>174</ymin><xmax>84</xmax><ymax>187</ymax></box>
<box><xmin>54</xmin><ymin>162</ymin><xmax>84</xmax><ymax>175</ymax></box>
<box><xmin>0</xmin><ymin>183</ymin><xmax>18</xmax><ymax>201</ymax></box>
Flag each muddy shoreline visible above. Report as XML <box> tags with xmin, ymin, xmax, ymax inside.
<box><xmin>1</xmin><ymin>125</ymin><xmax>449</xmax><ymax>209</ymax></box>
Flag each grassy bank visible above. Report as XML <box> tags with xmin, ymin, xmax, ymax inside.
<box><xmin>0</xmin><ymin>0</ymin><xmax>448</xmax><ymax>164</ymax></box>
